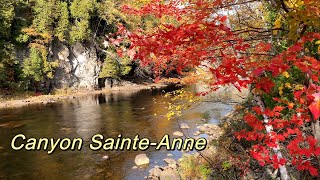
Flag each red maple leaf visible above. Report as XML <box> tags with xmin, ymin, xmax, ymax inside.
<box><xmin>309</xmin><ymin>92</ymin><xmax>320</xmax><ymax>119</ymax></box>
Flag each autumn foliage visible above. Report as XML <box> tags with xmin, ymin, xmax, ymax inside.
<box><xmin>113</xmin><ymin>0</ymin><xmax>320</xmax><ymax>177</ymax></box>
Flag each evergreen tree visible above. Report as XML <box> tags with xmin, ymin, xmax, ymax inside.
<box><xmin>23</xmin><ymin>47</ymin><xmax>44</xmax><ymax>82</ymax></box>
<box><xmin>54</xmin><ymin>1</ymin><xmax>70</xmax><ymax>42</ymax></box>
<box><xmin>0</xmin><ymin>0</ymin><xmax>153</xmax><ymax>92</ymax></box>
<box><xmin>0</xmin><ymin>0</ymin><xmax>19</xmax><ymax>89</ymax></box>
<box><xmin>70</xmin><ymin>0</ymin><xmax>96</xmax><ymax>43</ymax></box>
<box><xmin>99</xmin><ymin>55</ymin><xmax>132</xmax><ymax>79</ymax></box>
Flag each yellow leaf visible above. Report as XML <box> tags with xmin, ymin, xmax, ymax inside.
<box><xmin>282</xmin><ymin>71</ymin><xmax>290</xmax><ymax>78</ymax></box>
<box><xmin>273</xmin><ymin>16</ymin><xmax>282</xmax><ymax>35</ymax></box>
<box><xmin>278</xmin><ymin>85</ymin><xmax>284</xmax><ymax>96</ymax></box>
<box><xmin>295</xmin><ymin>84</ymin><xmax>304</xmax><ymax>90</ymax></box>
<box><xmin>285</xmin><ymin>0</ymin><xmax>304</xmax><ymax>8</ymax></box>
<box><xmin>285</xmin><ymin>83</ymin><xmax>292</xmax><ymax>88</ymax></box>
<box><xmin>279</xmin><ymin>90</ymin><xmax>284</xmax><ymax>96</ymax></box>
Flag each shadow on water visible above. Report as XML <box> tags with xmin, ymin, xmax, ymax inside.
<box><xmin>0</xmin><ymin>85</ymin><xmax>234</xmax><ymax>180</ymax></box>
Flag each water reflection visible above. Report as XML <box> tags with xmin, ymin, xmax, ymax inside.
<box><xmin>73</xmin><ymin>96</ymin><xmax>101</xmax><ymax>140</ymax></box>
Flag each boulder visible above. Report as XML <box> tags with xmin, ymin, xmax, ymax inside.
<box><xmin>102</xmin><ymin>155</ymin><xmax>109</xmax><ymax>160</ymax></box>
<box><xmin>180</xmin><ymin>123</ymin><xmax>190</xmax><ymax>129</ymax></box>
<box><xmin>194</xmin><ymin>131</ymin><xmax>201</xmax><ymax>136</ymax></box>
<box><xmin>198</xmin><ymin>125</ymin><xmax>208</xmax><ymax>132</ymax></box>
<box><xmin>173</xmin><ymin>131</ymin><xmax>184</xmax><ymax>137</ymax></box>
<box><xmin>201</xmin><ymin>118</ymin><xmax>207</xmax><ymax>122</ymax></box>
<box><xmin>149</xmin><ymin>166</ymin><xmax>162</xmax><ymax>179</ymax></box>
<box><xmin>135</xmin><ymin>153</ymin><xmax>150</xmax><ymax>166</ymax></box>
<box><xmin>169</xmin><ymin>163</ymin><xmax>178</xmax><ymax>169</ymax></box>
<box><xmin>159</xmin><ymin>169</ymin><xmax>180</xmax><ymax>180</ymax></box>
<box><xmin>163</xmin><ymin>158</ymin><xmax>176</xmax><ymax>165</ymax></box>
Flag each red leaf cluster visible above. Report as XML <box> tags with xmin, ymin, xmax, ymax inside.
<box><xmin>113</xmin><ymin>0</ymin><xmax>320</xmax><ymax>176</ymax></box>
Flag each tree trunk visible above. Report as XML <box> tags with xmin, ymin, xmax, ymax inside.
<box><xmin>311</xmin><ymin>120</ymin><xmax>320</xmax><ymax>146</ymax></box>
<box><xmin>254</xmin><ymin>94</ymin><xmax>290</xmax><ymax>180</ymax></box>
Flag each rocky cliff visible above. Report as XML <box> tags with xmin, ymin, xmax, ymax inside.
<box><xmin>51</xmin><ymin>42</ymin><xmax>101</xmax><ymax>90</ymax></box>
<box><xmin>15</xmin><ymin>41</ymin><xmax>102</xmax><ymax>91</ymax></box>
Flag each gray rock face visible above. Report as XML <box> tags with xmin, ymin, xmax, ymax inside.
<box><xmin>103</xmin><ymin>79</ymin><xmax>138</xmax><ymax>89</ymax></box>
<box><xmin>52</xmin><ymin>42</ymin><xmax>101</xmax><ymax>90</ymax></box>
<box><xmin>15</xmin><ymin>41</ymin><xmax>101</xmax><ymax>90</ymax></box>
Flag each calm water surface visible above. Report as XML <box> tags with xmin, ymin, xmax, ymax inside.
<box><xmin>0</xmin><ymin>86</ymin><xmax>234</xmax><ymax>180</ymax></box>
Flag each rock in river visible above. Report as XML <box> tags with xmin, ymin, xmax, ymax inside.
<box><xmin>180</xmin><ymin>123</ymin><xmax>190</xmax><ymax>129</ymax></box>
<box><xmin>149</xmin><ymin>166</ymin><xmax>162</xmax><ymax>179</ymax></box>
<box><xmin>102</xmin><ymin>155</ymin><xmax>109</xmax><ymax>160</ymax></box>
<box><xmin>194</xmin><ymin>131</ymin><xmax>201</xmax><ymax>136</ymax></box>
<box><xmin>173</xmin><ymin>131</ymin><xmax>184</xmax><ymax>137</ymax></box>
<box><xmin>164</xmin><ymin>158</ymin><xmax>178</xmax><ymax>169</ymax></box>
<box><xmin>159</xmin><ymin>169</ymin><xmax>180</xmax><ymax>180</ymax></box>
<box><xmin>163</xmin><ymin>158</ymin><xmax>176</xmax><ymax>165</ymax></box>
<box><xmin>135</xmin><ymin>153</ymin><xmax>150</xmax><ymax>166</ymax></box>
<box><xmin>198</xmin><ymin>125</ymin><xmax>208</xmax><ymax>132</ymax></box>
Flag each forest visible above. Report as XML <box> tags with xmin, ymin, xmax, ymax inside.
<box><xmin>0</xmin><ymin>0</ymin><xmax>319</xmax><ymax>179</ymax></box>
<box><xmin>0</xmin><ymin>0</ymin><xmax>159</xmax><ymax>92</ymax></box>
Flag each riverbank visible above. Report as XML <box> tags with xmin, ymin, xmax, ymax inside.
<box><xmin>146</xmin><ymin>86</ymin><xmax>250</xmax><ymax>179</ymax></box>
<box><xmin>148</xmin><ymin>122</ymin><xmax>225</xmax><ymax>179</ymax></box>
<box><xmin>0</xmin><ymin>82</ymin><xmax>170</xmax><ymax>109</ymax></box>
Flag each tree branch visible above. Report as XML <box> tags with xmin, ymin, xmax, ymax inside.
<box><xmin>218</xmin><ymin>0</ymin><xmax>265</xmax><ymax>9</ymax></box>
<box><xmin>280</xmin><ymin>0</ymin><xmax>289</xmax><ymax>13</ymax></box>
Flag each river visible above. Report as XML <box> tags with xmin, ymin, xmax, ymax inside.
<box><xmin>0</xmin><ymin>85</ymin><xmax>236</xmax><ymax>179</ymax></box>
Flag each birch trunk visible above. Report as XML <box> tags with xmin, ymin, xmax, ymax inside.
<box><xmin>254</xmin><ymin>94</ymin><xmax>290</xmax><ymax>180</ymax></box>
<box><xmin>311</xmin><ymin>120</ymin><xmax>320</xmax><ymax>145</ymax></box>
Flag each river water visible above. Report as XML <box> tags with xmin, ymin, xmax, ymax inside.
<box><xmin>0</xmin><ymin>86</ymin><xmax>236</xmax><ymax>179</ymax></box>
